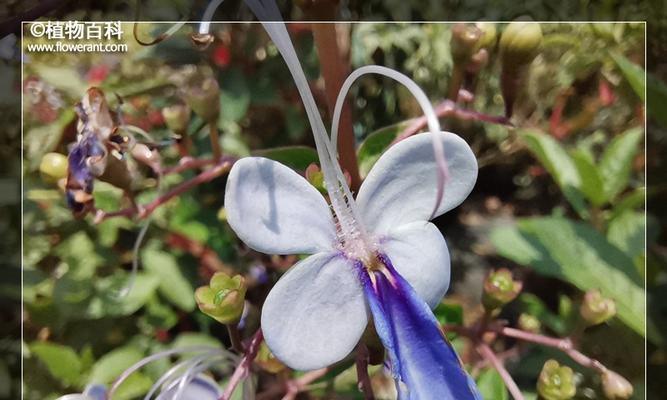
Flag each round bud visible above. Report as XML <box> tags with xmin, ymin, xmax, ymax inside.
<box><xmin>186</xmin><ymin>77</ymin><xmax>220</xmax><ymax>123</ymax></box>
<box><xmin>580</xmin><ymin>289</ymin><xmax>616</xmax><ymax>326</ymax></box>
<box><xmin>162</xmin><ymin>104</ymin><xmax>191</xmax><ymax>134</ymax></box>
<box><xmin>601</xmin><ymin>370</ymin><xmax>633</xmax><ymax>399</ymax></box>
<box><xmin>537</xmin><ymin>360</ymin><xmax>576</xmax><ymax>400</ymax></box>
<box><xmin>40</xmin><ymin>152</ymin><xmax>68</xmax><ymax>184</ymax></box>
<box><xmin>195</xmin><ymin>272</ymin><xmax>247</xmax><ymax>324</ymax></box>
<box><xmin>518</xmin><ymin>313</ymin><xmax>541</xmax><ymax>333</ymax></box>
<box><xmin>482</xmin><ymin>268</ymin><xmax>523</xmax><ymax>311</ymax></box>
<box><xmin>499</xmin><ymin>22</ymin><xmax>543</xmax><ymax>67</ymax></box>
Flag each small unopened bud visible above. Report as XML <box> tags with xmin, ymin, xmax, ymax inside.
<box><xmin>518</xmin><ymin>313</ymin><xmax>541</xmax><ymax>333</ymax></box>
<box><xmin>482</xmin><ymin>268</ymin><xmax>522</xmax><ymax>311</ymax></box>
<box><xmin>191</xmin><ymin>33</ymin><xmax>215</xmax><ymax>50</ymax></box>
<box><xmin>40</xmin><ymin>152</ymin><xmax>68</xmax><ymax>184</ymax></box>
<box><xmin>580</xmin><ymin>289</ymin><xmax>616</xmax><ymax>326</ymax></box>
<box><xmin>305</xmin><ymin>163</ymin><xmax>326</xmax><ymax>194</ymax></box>
<box><xmin>255</xmin><ymin>342</ymin><xmax>286</xmax><ymax>373</ymax></box>
<box><xmin>537</xmin><ymin>360</ymin><xmax>576</xmax><ymax>400</ymax></box>
<box><xmin>499</xmin><ymin>22</ymin><xmax>543</xmax><ymax>117</ymax></box>
<box><xmin>499</xmin><ymin>22</ymin><xmax>543</xmax><ymax>67</ymax></box>
<box><xmin>451</xmin><ymin>24</ymin><xmax>482</xmax><ymax>65</ymax></box>
<box><xmin>162</xmin><ymin>104</ymin><xmax>191</xmax><ymax>134</ymax></box>
<box><xmin>476</xmin><ymin>23</ymin><xmax>497</xmax><ymax>50</ymax></box>
<box><xmin>186</xmin><ymin>77</ymin><xmax>220</xmax><ymax>123</ymax></box>
<box><xmin>195</xmin><ymin>272</ymin><xmax>247</xmax><ymax>324</ymax></box>
<box><xmin>601</xmin><ymin>370</ymin><xmax>633</xmax><ymax>399</ymax></box>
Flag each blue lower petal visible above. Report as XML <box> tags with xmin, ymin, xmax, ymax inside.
<box><xmin>358</xmin><ymin>255</ymin><xmax>481</xmax><ymax>400</ymax></box>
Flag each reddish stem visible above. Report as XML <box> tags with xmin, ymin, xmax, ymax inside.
<box><xmin>220</xmin><ymin>330</ymin><xmax>264</xmax><ymax>400</ymax></box>
<box><xmin>391</xmin><ymin>100</ymin><xmax>511</xmax><ymax>145</ymax></box>
<box><xmin>162</xmin><ymin>157</ymin><xmax>216</xmax><ymax>175</ymax></box>
<box><xmin>94</xmin><ymin>158</ymin><xmax>234</xmax><ymax>223</ymax></box>
<box><xmin>493</xmin><ymin>326</ymin><xmax>607</xmax><ymax>373</ymax></box>
<box><xmin>476</xmin><ymin>343</ymin><xmax>525</xmax><ymax>400</ymax></box>
<box><xmin>356</xmin><ymin>344</ymin><xmax>376</xmax><ymax>400</ymax></box>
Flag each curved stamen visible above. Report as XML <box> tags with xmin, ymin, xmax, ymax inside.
<box><xmin>331</xmin><ymin>65</ymin><xmax>450</xmax><ymax>220</ymax></box>
<box><xmin>108</xmin><ymin>346</ymin><xmax>234</xmax><ymax>399</ymax></box>
<box><xmin>243</xmin><ymin>0</ymin><xmax>375</xmax><ymax>259</ymax></box>
<box><xmin>198</xmin><ymin>0</ymin><xmax>226</xmax><ymax>35</ymax></box>
<box><xmin>133</xmin><ymin>22</ymin><xmax>187</xmax><ymax>47</ymax></box>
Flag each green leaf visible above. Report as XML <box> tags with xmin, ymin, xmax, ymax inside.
<box><xmin>254</xmin><ymin>146</ymin><xmax>319</xmax><ymax>171</ymax></box>
<box><xmin>611</xmin><ymin>53</ymin><xmax>645</xmax><ymax>102</ymax></box>
<box><xmin>218</xmin><ymin>68</ymin><xmax>250</xmax><ymax>123</ymax></box>
<box><xmin>434</xmin><ymin>301</ymin><xmax>464</xmax><ymax>326</ymax></box>
<box><xmin>31</xmin><ymin>65</ymin><xmax>88</xmax><ymax>98</ymax></box>
<box><xmin>490</xmin><ymin>217</ymin><xmax>645</xmax><ymax>336</ymax></box>
<box><xmin>598</xmin><ymin>128</ymin><xmax>643</xmax><ymax>201</ymax></box>
<box><xmin>25</xmin><ymin>110</ymin><xmax>75</xmax><ymax>170</ymax></box>
<box><xmin>142</xmin><ymin>249</ymin><xmax>196</xmax><ymax>311</ymax></box>
<box><xmin>571</xmin><ymin>150</ymin><xmax>606</xmax><ymax>206</ymax></box>
<box><xmin>357</xmin><ymin>122</ymin><xmax>408</xmax><ymax>178</ymax></box>
<box><xmin>476</xmin><ymin>368</ymin><xmax>508</xmax><ymax>400</ymax></box>
<box><xmin>55</xmin><ymin>232</ymin><xmax>103</xmax><ymax>279</ymax></box>
<box><xmin>519</xmin><ymin>130</ymin><xmax>587</xmax><ymax>217</ymax></box>
<box><xmin>87</xmin><ymin>272</ymin><xmax>160</xmax><ymax>318</ymax></box>
<box><xmin>88</xmin><ymin>346</ymin><xmax>144</xmax><ymax>384</ymax></box>
<box><xmin>607</xmin><ymin>211</ymin><xmax>643</xmax><ymax>257</ymax></box>
<box><xmin>609</xmin><ymin>188</ymin><xmax>645</xmax><ymax>221</ymax></box>
<box><xmin>112</xmin><ymin>371</ymin><xmax>153</xmax><ymax>400</ymax></box>
<box><xmin>30</xmin><ymin>342</ymin><xmax>82</xmax><ymax>386</ymax></box>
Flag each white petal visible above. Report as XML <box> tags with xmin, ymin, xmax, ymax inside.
<box><xmin>356</xmin><ymin>131</ymin><xmax>478</xmax><ymax>234</ymax></box>
<box><xmin>261</xmin><ymin>252</ymin><xmax>368</xmax><ymax>371</ymax></box>
<box><xmin>381</xmin><ymin>221</ymin><xmax>450</xmax><ymax>308</ymax></box>
<box><xmin>225</xmin><ymin>157</ymin><xmax>336</xmax><ymax>255</ymax></box>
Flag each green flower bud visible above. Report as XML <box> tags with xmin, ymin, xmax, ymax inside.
<box><xmin>580</xmin><ymin>289</ymin><xmax>616</xmax><ymax>326</ymax></box>
<box><xmin>518</xmin><ymin>313</ymin><xmax>541</xmax><ymax>333</ymax></box>
<box><xmin>255</xmin><ymin>342</ymin><xmax>286</xmax><ymax>373</ymax></box>
<box><xmin>450</xmin><ymin>24</ymin><xmax>482</xmax><ymax>65</ymax></box>
<box><xmin>476</xmin><ymin>23</ymin><xmax>497</xmax><ymax>50</ymax></box>
<box><xmin>162</xmin><ymin>104</ymin><xmax>191</xmax><ymax>134</ymax></box>
<box><xmin>601</xmin><ymin>370</ymin><xmax>633</xmax><ymax>400</ymax></box>
<box><xmin>305</xmin><ymin>163</ymin><xmax>326</xmax><ymax>194</ymax></box>
<box><xmin>40</xmin><ymin>152</ymin><xmax>68</xmax><ymax>184</ymax></box>
<box><xmin>499</xmin><ymin>22</ymin><xmax>543</xmax><ymax>67</ymax></box>
<box><xmin>482</xmin><ymin>268</ymin><xmax>522</xmax><ymax>311</ymax></box>
<box><xmin>537</xmin><ymin>360</ymin><xmax>576</xmax><ymax>400</ymax></box>
<box><xmin>186</xmin><ymin>77</ymin><xmax>220</xmax><ymax>123</ymax></box>
<box><xmin>498</xmin><ymin>22</ymin><xmax>542</xmax><ymax>118</ymax></box>
<box><xmin>195</xmin><ymin>272</ymin><xmax>247</xmax><ymax>324</ymax></box>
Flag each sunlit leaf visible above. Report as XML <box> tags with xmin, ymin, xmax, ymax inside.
<box><xmin>142</xmin><ymin>249</ymin><xmax>196</xmax><ymax>311</ymax></box>
<box><xmin>571</xmin><ymin>150</ymin><xmax>606</xmax><ymax>206</ymax></box>
<box><xmin>598</xmin><ymin>127</ymin><xmax>643</xmax><ymax>201</ymax></box>
<box><xmin>476</xmin><ymin>368</ymin><xmax>508</xmax><ymax>400</ymax></box>
<box><xmin>357</xmin><ymin>121</ymin><xmax>408</xmax><ymax>178</ymax></box>
<box><xmin>491</xmin><ymin>217</ymin><xmax>645</xmax><ymax>336</ymax></box>
<box><xmin>254</xmin><ymin>146</ymin><xmax>319</xmax><ymax>171</ymax></box>
<box><xmin>611</xmin><ymin>53</ymin><xmax>645</xmax><ymax>102</ymax></box>
<box><xmin>88</xmin><ymin>346</ymin><xmax>144</xmax><ymax>384</ymax></box>
<box><xmin>30</xmin><ymin>342</ymin><xmax>82</xmax><ymax>386</ymax></box>
<box><xmin>520</xmin><ymin>130</ymin><xmax>587</xmax><ymax>217</ymax></box>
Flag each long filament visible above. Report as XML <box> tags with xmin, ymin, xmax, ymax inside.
<box><xmin>244</xmin><ymin>0</ymin><xmax>372</xmax><ymax>252</ymax></box>
<box><xmin>330</xmin><ymin>65</ymin><xmax>450</xmax><ymax>219</ymax></box>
